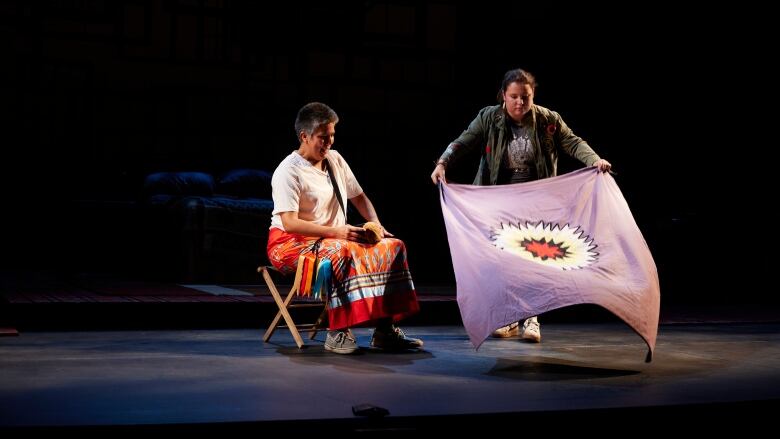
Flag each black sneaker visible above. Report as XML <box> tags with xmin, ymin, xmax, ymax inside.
<box><xmin>370</xmin><ymin>326</ymin><xmax>423</xmax><ymax>351</ymax></box>
<box><xmin>324</xmin><ymin>330</ymin><xmax>358</xmax><ymax>354</ymax></box>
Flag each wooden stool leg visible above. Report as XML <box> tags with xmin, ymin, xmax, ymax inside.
<box><xmin>263</xmin><ymin>279</ymin><xmax>300</xmax><ymax>343</ymax></box>
<box><xmin>309</xmin><ymin>306</ymin><xmax>328</xmax><ymax>340</ymax></box>
<box><xmin>261</xmin><ymin>267</ymin><xmax>304</xmax><ymax>348</ymax></box>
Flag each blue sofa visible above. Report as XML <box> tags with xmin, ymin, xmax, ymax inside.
<box><xmin>141</xmin><ymin>169</ymin><xmax>274</xmax><ymax>282</ymax></box>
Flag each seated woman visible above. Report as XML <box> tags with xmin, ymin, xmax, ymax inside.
<box><xmin>267</xmin><ymin>102</ymin><xmax>423</xmax><ymax>354</ymax></box>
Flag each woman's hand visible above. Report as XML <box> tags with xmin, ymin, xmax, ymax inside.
<box><xmin>375</xmin><ymin>223</ymin><xmax>394</xmax><ymax>238</ymax></box>
<box><xmin>333</xmin><ymin>225</ymin><xmax>368</xmax><ymax>242</ymax></box>
<box><xmin>431</xmin><ymin>163</ymin><xmax>447</xmax><ymax>184</ymax></box>
<box><xmin>593</xmin><ymin>159</ymin><xmax>612</xmax><ymax>173</ymax></box>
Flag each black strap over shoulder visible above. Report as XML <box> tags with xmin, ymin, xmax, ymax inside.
<box><xmin>323</xmin><ymin>159</ymin><xmax>346</xmax><ymax>220</ymax></box>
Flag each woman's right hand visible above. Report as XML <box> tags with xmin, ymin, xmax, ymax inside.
<box><xmin>431</xmin><ymin>163</ymin><xmax>447</xmax><ymax>184</ymax></box>
<box><xmin>333</xmin><ymin>225</ymin><xmax>367</xmax><ymax>242</ymax></box>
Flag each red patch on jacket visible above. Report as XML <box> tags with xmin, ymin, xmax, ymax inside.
<box><xmin>546</xmin><ymin>123</ymin><xmax>556</xmax><ymax>135</ymax></box>
<box><xmin>485</xmin><ymin>145</ymin><xmax>491</xmax><ymax>154</ymax></box>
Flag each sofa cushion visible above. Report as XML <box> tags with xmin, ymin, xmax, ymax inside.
<box><xmin>217</xmin><ymin>169</ymin><xmax>272</xmax><ymax>199</ymax></box>
<box><xmin>144</xmin><ymin>172</ymin><xmax>215</xmax><ymax>197</ymax></box>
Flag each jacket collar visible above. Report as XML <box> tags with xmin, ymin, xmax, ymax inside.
<box><xmin>495</xmin><ymin>104</ymin><xmax>538</xmax><ymax>129</ymax></box>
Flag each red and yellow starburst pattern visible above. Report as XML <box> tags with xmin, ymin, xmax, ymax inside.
<box><xmin>491</xmin><ymin>221</ymin><xmax>598</xmax><ymax>270</ymax></box>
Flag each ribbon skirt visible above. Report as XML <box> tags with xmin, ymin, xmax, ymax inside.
<box><xmin>267</xmin><ymin>228</ymin><xmax>419</xmax><ymax>329</ymax></box>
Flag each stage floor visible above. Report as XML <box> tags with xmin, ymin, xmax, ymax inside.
<box><xmin>2</xmin><ymin>322</ymin><xmax>779</xmax><ymax>432</ymax></box>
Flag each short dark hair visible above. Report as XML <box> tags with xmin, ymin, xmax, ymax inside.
<box><xmin>496</xmin><ymin>68</ymin><xmax>537</xmax><ymax>103</ymax></box>
<box><xmin>294</xmin><ymin>102</ymin><xmax>339</xmax><ymax>141</ymax></box>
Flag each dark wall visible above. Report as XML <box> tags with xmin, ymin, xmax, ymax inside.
<box><xmin>2</xmin><ymin>1</ymin><xmax>775</xmax><ymax>303</ymax></box>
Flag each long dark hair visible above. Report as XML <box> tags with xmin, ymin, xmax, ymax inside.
<box><xmin>496</xmin><ymin>68</ymin><xmax>537</xmax><ymax>103</ymax></box>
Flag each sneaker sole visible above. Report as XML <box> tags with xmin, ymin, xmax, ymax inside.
<box><xmin>324</xmin><ymin>344</ymin><xmax>358</xmax><ymax>354</ymax></box>
<box><xmin>370</xmin><ymin>341</ymin><xmax>424</xmax><ymax>350</ymax></box>
<box><xmin>491</xmin><ymin>329</ymin><xmax>520</xmax><ymax>338</ymax></box>
<box><xmin>521</xmin><ymin>333</ymin><xmax>541</xmax><ymax>343</ymax></box>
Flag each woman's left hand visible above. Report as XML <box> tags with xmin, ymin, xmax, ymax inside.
<box><xmin>593</xmin><ymin>159</ymin><xmax>612</xmax><ymax>173</ymax></box>
<box><xmin>378</xmin><ymin>223</ymin><xmax>394</xmax><ymax>238</ymax></box>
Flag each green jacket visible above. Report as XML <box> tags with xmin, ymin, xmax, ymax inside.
<box><xmin>439</xmin><ymin>104</ymin><xmax>601</xmax><ymax>185</ymax></box>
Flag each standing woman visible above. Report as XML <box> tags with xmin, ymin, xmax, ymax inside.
<box><xmin>269</xmin><ymin>102</ymin><xmax>423</xmax><ymax>354</ymax></box>
<box><xmin>430</xmin><ymin>68</ymin><xmax>612</xmax><ymax>342</ymax></box>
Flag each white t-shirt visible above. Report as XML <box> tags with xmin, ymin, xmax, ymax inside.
<box><xmin>270</xmin><ymin>149</ymin><xmax>363</xmax><ymax>231</ymax></box>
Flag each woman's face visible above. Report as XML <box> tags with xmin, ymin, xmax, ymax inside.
<box><xmin>503</xmin><ymin>81</ymin><xmax>534</xmax><ymax>123</ymax></box>
<box><xmin>299</xmin><ymin>122</ymin><xmax>335</xmax><ymax>163</ymax></box>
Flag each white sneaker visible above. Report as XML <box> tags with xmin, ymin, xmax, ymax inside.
<box><xmin>521</xmin><ymin>317</ymin><xmax>541</xmax><ymax>343</ymax></box>
<box><xmin>491</xmin><ymin>321</ymin><xmax>521</xmax><ymax>338</ymax></box>
<box><xmin>324</xmin><ymin>330</ymin><xmax>358</xmax><ymax>354</ymax></box>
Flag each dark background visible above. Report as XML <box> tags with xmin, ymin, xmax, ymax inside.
<box><xmin>1</xmin><ymin>1</ymin><xmax>775</xmax><ymax>305</ymax></box>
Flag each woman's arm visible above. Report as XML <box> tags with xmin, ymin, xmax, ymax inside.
<box><xmin>349</xmin><ymin>193</ymin><xmax>394</xmax><ymax>237</ymax></box>
<box><xmin>279</xmin><ymin>211</ymin><xmax>365</xmax><ymax>241</ymax></box>
<box><xmin>431</xmin><ymin>106</ymin><xmax>493</xmax><ymax>184</ymax></box>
